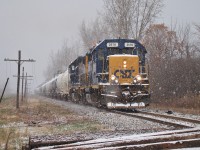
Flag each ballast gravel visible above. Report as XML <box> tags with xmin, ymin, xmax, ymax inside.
<box><xmin>39</xmin><ymin>97</ymin><xmax>174</xmax><ymax>138</ymax></box>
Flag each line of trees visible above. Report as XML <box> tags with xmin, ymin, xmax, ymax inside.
<box><xmin>144</xmin><ymin>24</ymin><xmax>200</xmax><ymax>99</ymax></box>
<box><xmin>44</xmin><ymin>0</ymin><xmax>200</xmax><ymax>100</ymax></box>
<box><xmin>44</xmin><ymin>40</ymin><xmax>82</xmax><ymax>80</ymax></box>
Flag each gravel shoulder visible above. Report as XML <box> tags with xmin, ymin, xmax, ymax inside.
<box><xmin>39</xmin><ymin>96</ymin><xmax>174</xmax><ymax>139</ymax></box>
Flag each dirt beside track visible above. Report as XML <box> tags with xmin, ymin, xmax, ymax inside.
<box><xmin>0</xmin><ymin>96</ymin><xmax>199</xmax><ymax>149</ymax></box>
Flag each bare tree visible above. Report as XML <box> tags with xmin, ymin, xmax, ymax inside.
<box><xmin>44</xmin><ymin>41</ymin><xmax>80</xmax><ymax>80</ymax></box>
<box><xmin>79</xmin><ymin>21</ymin><xmax>93</xmax><ymax>50</ymax></box>
<box><xmin>143</xmin><ymin>24</ymin><xmax>179</xmax><ymax>99</ymax></box>
<box><xmin>103</xmin><ymin>0</ymin><xmax>163</xmax><ymax>40</ymax></box>
<box><xmin>195</xmin><ymin>24</ymin><xmax>200</xmax><ymax>36</ymax></box>
<box><xmin>144</xmin><ymin>23</ymin><xmax>200</xmax><ymax>99</ymax></box>
<box><xmin>79</xmin><ymin>18</ymin><xmax>109</xmax><ymax>50</ymax></box>
<box><xmin>194</xmin><ymin>23</ymin><xmax>200</xmax><ymax>53</ymax></box>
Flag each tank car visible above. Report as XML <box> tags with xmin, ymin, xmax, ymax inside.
<box><xmin>38</xmin><ymin>76</ymin><xmax>58</xmax><ymax>97</ymax></box>
<box><xmin>68</xmin><ymin>39</ymin><xmax>150</xmax><ymax>109</ymax></box>
<box><xmin>55</xmin><ymin>70</ymin><xmax>69</xmax><ymax>100</ymax></box>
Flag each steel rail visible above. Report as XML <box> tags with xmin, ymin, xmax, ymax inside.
<box><xmin>32</xmin><ymin>128</ymin><xmax>200</xmax><ymax>150</ymax></box>
<box><xmin>110</xmin><ymin>110</ymin><xmax>193</xmax><ymax>128</ymax></box>
<box><xmin>139</xmin><ymin>111</ymin><xmax>200</xmax><ymax>124</ymax></box>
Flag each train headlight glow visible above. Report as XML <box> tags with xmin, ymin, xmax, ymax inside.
<box><xmin>123</xmin><ymin>60</ymin><xmax>127</xmax><ymax>65</ymax></box>
<box><xmin>111</xmin><ymin>75</ymin><xmax>116</xmax><ymax>80</ymax></box>
<box><xmin>136</xmin><ymin>75</ymin><xmax>142</xmax><ymax>81</ymax></box>
<box><xmin>123</xmin><ymin>64</ymin><xmax>127</xmax><ymax>68</ymax></box>
<box><xmin>115</xmin><ymin>79</ymin><xmax>119</xmax><ymax>83</ymax></box>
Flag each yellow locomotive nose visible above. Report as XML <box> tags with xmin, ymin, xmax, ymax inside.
<box><xmin>109</xmin><ymin>55</ymin><xmax>139</xmax><ymax>84</ymax></box>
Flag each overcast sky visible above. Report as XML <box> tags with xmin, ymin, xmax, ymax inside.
<box><xmin>0</xmin><ymin>0</ymin><xmax>200</xmax><ymax>94</ymax></box>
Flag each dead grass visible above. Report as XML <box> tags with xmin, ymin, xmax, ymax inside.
<box><xmin>150</xmin><ymin>95</ymin><xmax>200</xmax><ymax>115</ymax></box>
<box><xmin>0</xmin><ymin>97</ymin><xmax>107</xmax><ymax>149</ymax></box>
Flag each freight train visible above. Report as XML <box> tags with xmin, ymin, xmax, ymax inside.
<box><xmin>36</xmin><ymin>39</ymin><xmax>150</xmax><ymax>109</ymax></box>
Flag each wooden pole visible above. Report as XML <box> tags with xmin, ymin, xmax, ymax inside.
<box><xmin>21</xmin><ymin>67</ymin><xmax>24</xmax><ymax>102</ymax></box>
<box><xmin>0</xmin><ymin>78</ymin><xmax>9</xmax><ymax>103</ymax></box>
<box><xmin>4</xmin><ymin>50</ymin><xmax>35</xmax><ymax>109</ymax></box>
<box><xmin>16</xmin><ymin>50</ymin><xmax>21</xmax><ymax>108</ymax></box>
<box><xmin>24</xmin><ymin>73</ymin><xmax>27</xmax><ymax>101</ymax></box>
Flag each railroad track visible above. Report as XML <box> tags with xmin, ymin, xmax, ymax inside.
<box><xmin>29</xmin><ymin>128</ymin><xmax>200</xmax><ymax>150</ymax></box>
<box><xmin>25</xmin><ymin>98</ymin><xmax>200</xmax><ymax>149</ymax></box>
<box><xmin>110</xmin><ymin>110</ymin><xmax>200</xmax><ymax>129</ymax></box>
<box><xmin>139</xmin><ymin>110</ymin><xmax>200</xmax><ymax>124</ymax></box>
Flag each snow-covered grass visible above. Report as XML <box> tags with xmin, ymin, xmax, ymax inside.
<box><xmin>0</xmin><ymin>97</ymin><xmax>106</xmax><ymax>149</ymax></box>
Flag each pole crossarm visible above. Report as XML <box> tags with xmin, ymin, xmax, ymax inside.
<box><xmin>4</xmin><ymin>58</ymin><xmax>18</xmax><ymax>61</ymax></box>
<box><xmin>4</xmin><ymin>50</ymin><xmax>36</xmax><ymax>109</ymax></box>
<box><xmin>4</xmin><ymin>58</ymin><xmax>35</xmax><ymax>62</ymax></box>
<box><xmin>4</xmin><ymin>58</ymin><xmax>35</xmax><ymax>65</ymax></box>
<box><xmin>13</xmin><ymin>75</ymin><xmax>33</xmax><ymax>78</ymax></box>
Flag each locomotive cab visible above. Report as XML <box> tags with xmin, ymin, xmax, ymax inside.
<box><xmin>96</xmin><ymin>39</ymin><xmax>150</xmax><ymax>109</ymax></box>
<box><xmin>105</xmin><ymin>54</ymin><xmax>150</xmax><ymax>109</ymax></box>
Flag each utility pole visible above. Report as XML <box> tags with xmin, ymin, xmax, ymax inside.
<box><xmin>21</xmin><ymin>67</ymin><xmax>24</xmax><ymax>102</ymax></box>
<box><xmin>13</xmin><ymin>72</ymin><xmax>33</xmax><ymax>102</ymax></box>
<box><xmin>24</xmin><ymin>73</ymin><xmax>33</xmax><ymax>101</ymax></box>
<box><xmin>24</xmin><ymin>73</ymin><xmax>27</xmax><ymax>101</ymax></box>
<box><xmin>4</xmin><ymin>50</ymin><xmax>35</xmax><ymax>109</ymax></box>
<box><xmin>0</xmin><ymin>78</ymin><xmax>9</xmax><ymax>103</ymax></box>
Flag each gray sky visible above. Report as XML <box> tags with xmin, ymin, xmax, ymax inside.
<box><xmin>0</xmin><ymin>0</ymin><xmax>103</xmax><ymax>93</ymax></box>
<box><xmin>161</xmin><ymin>0</ymin><xmax>200</xmax><ymax>24</ymax></box>
<box><xmin>0</xmin><ymin>0</ymin><xmax>200</xmax><ymax>93</ymax></box>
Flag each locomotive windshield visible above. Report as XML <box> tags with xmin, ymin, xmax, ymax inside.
<box><xmin>107</xmin><ymin>49</ymin><xmax>120</xmax><ymax>55</ymax></box>
<box><xmin>107</xmin><ymin>48</ymin><xmax>136</xmax><ymax>55</ymax></box>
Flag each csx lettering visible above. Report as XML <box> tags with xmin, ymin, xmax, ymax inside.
<box><xmin>114</xmin><ymin>70</ymin><xmax>135</xmax><ymax>78</ymax></box>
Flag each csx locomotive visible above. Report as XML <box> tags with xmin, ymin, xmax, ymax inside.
<box><xmin>37</xmin><ymin>39</ymin><xmax>150</xmax><ymax>109</ymax></box>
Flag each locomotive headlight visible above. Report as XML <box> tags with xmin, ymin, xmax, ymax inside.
<box><xmin>123</xmin><ymin>64</ymin><xmax>127</xmax><ymax>68</ymax></box>
<box><xmin>111</xmin><ymin>75</ymin><xmax>116</xmax><ymax>80</ymax></box>
<box><xmin>115</xmin><ymin>79</ymin><xmax>119</xmax><ymax>84</ymax></box>
<box><xmin>136</xmin><ymin>75</ymin><xmax>142</xmax><ymax>81</ymax></box>
<box><xmin>123</xmin><ymin>60</ymin><xmax>127</xmax><ymax>65</ymax></box>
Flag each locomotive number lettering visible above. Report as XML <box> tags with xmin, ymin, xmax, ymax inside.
<box><xmin>114</xmin><ymin>69</ymin><xmax>135</xmax><ymax>78</ymax></box>
<box><xmin>107</xmin><ymin>42</ymin><xmax>119</xmax><ymax>47</ymax></box>
<box><xmin>124</xmin><ymin>42</ymin><xmax>135</xmax><ymax>48</ymax></box>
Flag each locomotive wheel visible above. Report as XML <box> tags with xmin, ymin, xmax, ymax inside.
<box><xmin>86</xmin><ymin>93</ymin><xmax>100</xmax><ymax>107</ymax></box>
<box><xmin>65</xmin><ymin>94</ymin><xmax>68</xmax><ymax>101</ymax></box>
<box><xmin>71</xmin><ymin>92</ymin><xmax>80</xmax><ymax>103</ymax></box>
<box><xmin>80</xmin><ymin>92</ymin><xmax>87</xmax><ymax>104</ymax></box>
<box><xmin>86</xmin><ymin>93</ymin><xmax>92</xmax><ymax>104</ymax></box>
<box><xmin>90</xmin><ymin>90</ymin><xmax>103</xmax><ymax>108</ymax></box>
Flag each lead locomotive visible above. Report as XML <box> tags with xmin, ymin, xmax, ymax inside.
<box><xmin>37</xmin><ymin>39</ymin><xmax>150</xmax><ymax>109</ymax></box>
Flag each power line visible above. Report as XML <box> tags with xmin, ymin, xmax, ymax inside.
<box><xmin>4</xmin><ymin>50</ymin><xmax>35</xmax><ymax>109</ymax></box>
<box><xmin>13</xmin><ymin>72</ymin><xmax>33</xmax><ymax>102</ymax></box>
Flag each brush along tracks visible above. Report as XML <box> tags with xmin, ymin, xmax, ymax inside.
<box><xmin>28</xmin><ymin>128</ymin><xmax>200</xmax><ymax>150</ymax></box>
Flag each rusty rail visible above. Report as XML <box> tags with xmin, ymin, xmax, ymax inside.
<box><xmin>139</xmin><ymin>111</ymin><xmax>200</xmax><ymax>124</ymax></box>
<box><xmin>28</xmin><ymin>128</ymin><xmax>200</xmax><ymax>150</ymax></box>
<box><xmin>111</xmin><ymin>110</ymin><xmax>193</xmax><ymax>128</ymax></box>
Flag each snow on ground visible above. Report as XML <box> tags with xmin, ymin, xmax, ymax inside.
<box><xmin>142</xmin><ymin>108</ymin><xmax>200</xmax><ymax>120</ymax></box>
<box><xmin>39</xmin><ymin>97</ymin><xmax>175</xmax><ymax>138</ymax></box>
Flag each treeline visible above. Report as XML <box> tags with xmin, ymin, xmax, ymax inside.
<box><xmin>144</xmin><ymin>24</ymin><xmax>200</xmax><ymax>99</ymax></box>
<box><xmin>44</xmin><ymin>0</ymin><xmax>200</xmax><ymax>100</ymax></box>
